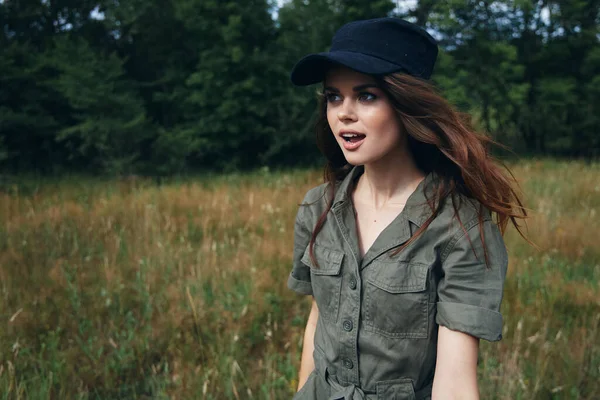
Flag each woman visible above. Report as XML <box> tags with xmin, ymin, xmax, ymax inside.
<box><xmin>286</xmin><ymin>17</ymin><xmax>528</xmax><ymax>400</ymax></box>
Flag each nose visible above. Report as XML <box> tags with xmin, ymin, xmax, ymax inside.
<box><xmin>337</xmin><ymin>98</ymin><xmax>357</xmax><ymax>122</ymax></box>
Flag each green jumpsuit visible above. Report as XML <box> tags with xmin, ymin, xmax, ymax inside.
<box><xmin>288</xmin><ymin>165</ymin><xmax>508</xmax><ymax>400</ymax></box>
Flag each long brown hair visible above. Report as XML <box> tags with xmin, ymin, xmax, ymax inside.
<box><xmin>307</xmin><ymin>72</ymin><xmax>530</xmax><ymax>267</ymax></box>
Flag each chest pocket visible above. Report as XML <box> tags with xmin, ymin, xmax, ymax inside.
<box><xmin>301</xmin><ymin>245</ymin><xmax>344</xmax><ymax>323</ymax></box>
<box><xmin>364</xmin><ymin>260</ymin><xmax>429</xmax><ymax>339</ymax></box>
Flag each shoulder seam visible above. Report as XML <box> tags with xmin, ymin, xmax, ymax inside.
<box><xmin>440</xmin><ymin>215</ymin><xmax>492</xmax><ymax>263</ymax></box>
<box><xmin>298</xmin><ymin>183</ymin><xmax>327</xmax><ymax>228</ymax></box>
<box><xmin>297</xmin><ymin>194</ymin><xmax>311</xmax><ymax>228</ymax></box>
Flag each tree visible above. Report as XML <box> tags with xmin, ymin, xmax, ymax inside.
<box><xmin>172</xmin><ymin>0</ymin><xmax>278</xmax><ymax>170</ymax></box>
<box><xmin>50</xmin><ymin>36</ymin><xmax>151</xmax><ymax>174</ymax></box>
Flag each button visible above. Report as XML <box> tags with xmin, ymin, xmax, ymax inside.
<box><xmin>343</xmin><ymin>320</ymin><xmax>353</xmax><ymax>331</ymax></box>
<box><xmin>349</xmin><ymin>276</ymin><xmax>357</xmax><ymax>290</ymax></box>
<box><xmin>343</xmin><ymin>358</ymin><xmax>354</xmax><ymax>369</ymax></box>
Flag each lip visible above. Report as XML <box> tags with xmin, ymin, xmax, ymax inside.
<box><xmin>338</xmin><ymin>130</ymin><xmax>366</xmax><ymax>151</ymax></box>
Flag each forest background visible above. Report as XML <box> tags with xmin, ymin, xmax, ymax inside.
<box><xmin>1</xmin><ymin>0</ymin><xmax>600</xmax><ymax>399</ymax></box>
<box><xmin>1</xmin><ymin>0</ymin><xmax>599</xmax><ymax>175</ymax></box>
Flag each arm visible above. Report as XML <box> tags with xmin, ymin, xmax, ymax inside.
<box><xmin>433</xmin><ymin>216</ymin><xmax>509</xmax><ymax>398</ymax></box>
<box><xmin>297</xmin><ymin>298</ymin><xmax>319</xmax><ymax>391</ymax></box>
<box><xmin>432</xmin><ymin>326</ymin><xmax>480</xmax><ymax>400</ymax></box>
<box><xmin>287</xmin><ymin>190</ymin><xmax>318</xmax><ymax>391</ymax></box>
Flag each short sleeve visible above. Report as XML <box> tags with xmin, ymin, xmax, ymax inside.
<box><xmin>436</xmin><ymin>218</ymin><xmax>509</xmax><ymax>342</ymax></box>
<box><xmin>286</xmin><ymin>195</ymin><xmax>313</xmax><ymax>296</ymax></box>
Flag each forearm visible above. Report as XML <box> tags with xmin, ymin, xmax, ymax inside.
<box><xmin>432</xmin><ymin>326</ymin><xmax>480</xmax><ymax>400</ymax></box>
<box><xmin>432</xmin><ymin>379</ymin><xmax>479</xmax><ymax>400</ymax></box>
<box><xmin>297</xmin><ymin>298</ymin><xmax>319</xmax><ymax>391</ymax></box>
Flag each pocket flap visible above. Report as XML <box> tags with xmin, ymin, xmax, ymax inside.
<box><xmin>300</xmin><ymin>245</ymin><xmax>343</xmax><ymax>275</ymax></box>
<box><xmin>366</xmin><ymin>261</ymin><xmax>428</xmax><ymax>293</ymax></box>
<box><xmin>376</xmin><ymin>378</ymin><xmax>416</xmax><ymax>400</ymax></box>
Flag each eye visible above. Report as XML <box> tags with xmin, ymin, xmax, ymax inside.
<box><xmin>358</xmin><ymin>92</ymin><xmax>377</xmax><ymax>102</ymax></box>
<box><xmin>324</xmin><ymin>92</ymin><xmax>341</xmax><ymax>103</ymax></box>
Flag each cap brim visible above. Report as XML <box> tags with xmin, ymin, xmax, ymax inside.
<box><xmin>290</xmin><ymin>51</ymin><xmax>404</xmax><ymax>86</ymax></box>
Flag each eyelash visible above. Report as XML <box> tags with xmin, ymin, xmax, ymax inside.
<box><xmin>324</xmin><ymin>92</ymin><xmax>377</xmax><ymax>103</ymax></box>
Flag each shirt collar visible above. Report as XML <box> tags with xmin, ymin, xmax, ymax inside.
<box><xmin>331</xmin><ymin>164</ymin><xmax>435</xmax><ymax>227</ymax></box>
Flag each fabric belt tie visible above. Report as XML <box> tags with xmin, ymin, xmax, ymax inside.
<box><xmin>326</xmin><ymin>373</ymin><xmax>370</xmax><ymax>400</ymax></box>
<box><xmin>325</xmin><ymin>371</ymin><xmax>432</xmax><ymax>400</ymax></box>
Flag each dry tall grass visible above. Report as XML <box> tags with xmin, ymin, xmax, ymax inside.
<box><xmin>0</xmin><ymin>160</ymin><xmax>598</xmax><ymax>399</ymax></box>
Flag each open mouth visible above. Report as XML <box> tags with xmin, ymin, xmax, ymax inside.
<box><xmin>341</xmin><ymin>133</ymin><xmax>366</xmax><ymax>143</ymax></box>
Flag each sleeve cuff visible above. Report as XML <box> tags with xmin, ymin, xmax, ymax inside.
<box><xmin>436</xmin><ymin>301</ymin><xmax>503</xmax><ymax>342</ymax></box>
<box><xmin>287</xmin><ymin>272</ymin><xmax>313</xmax><ymax>296</ymax></box>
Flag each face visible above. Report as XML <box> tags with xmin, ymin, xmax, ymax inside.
<box><xmin>323</xmin><ymin>65</ymin><xmax>406</xmax><ymax>167</ymax></box>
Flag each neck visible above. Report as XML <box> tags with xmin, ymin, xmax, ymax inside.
<box><xmin>354</xmin><ymin>148</ymin><xmax>425</xmax><ymax>210</ymax></box>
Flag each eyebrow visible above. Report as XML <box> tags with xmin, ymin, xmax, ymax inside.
<box><xmin>323</xmin><ymin>83</ymin><xmax>379</xmax><ymax>92</ymax></box>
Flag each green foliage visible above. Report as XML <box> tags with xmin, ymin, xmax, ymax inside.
<box><xmin>0</xmin><ymin>40</ymin><xmax>64</xmax><ymax>171</ymax></box>
<box><xmin>50</xmin><ymin>36</ymin><xmax>152</xmax><ymax>174</ymax></box>
<box><xmin>176</xmin><ymin>0</ymin><xmax>278</xmax><ymax>170</ymax></box>
<box><xmin>0</xmin><ymin>0</ymin><xmax>598</xmax><ymax>174</ymax></box>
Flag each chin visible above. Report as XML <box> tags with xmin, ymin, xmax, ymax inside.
<box><xmin>343</xmin><ymin>150</ymin><xmax>392</xmax><ymax>168</ymax></box>
<box><xmin>338</xmin><ymin>141</ymin><xmax>378</xmax><ymax>166</ymax></box>
<box><xmin>342</xmin><ymin>153</ymin><xmax>370</xmax><ymax>166</ymax></box>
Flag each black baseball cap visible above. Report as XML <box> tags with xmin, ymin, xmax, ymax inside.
<box><xmin>290</xmin><ymin>17</ymin><xmax>438</xmax><ymax>86</ymax></box>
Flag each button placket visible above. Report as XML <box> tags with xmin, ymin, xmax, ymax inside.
<box><xmin>333</xmin><ymin>202</ymin><xmax>362</xmax><ymax>385</ymax></box>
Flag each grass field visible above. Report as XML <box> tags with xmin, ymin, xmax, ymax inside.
<box><xmin>1</xmin><ymin>159</ymin><xmax>599</xmax><ymax>399</ymax></box>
